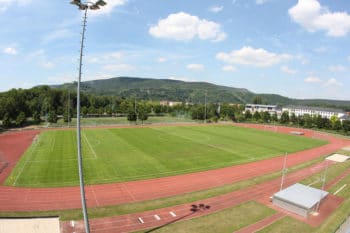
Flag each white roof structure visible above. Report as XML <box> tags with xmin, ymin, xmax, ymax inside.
<box><xmin>0</xmin><ymin>217</ymin><xmax>60</xmax><ymax>233</ymax></box>
<box><xmin>326</xmin><ymin>154</ymin><xmax>350</xmax><ymax>163</ymax></box>
<box><xmin>273</xmin><ymin>183</ymin><xmax>328</xmax><ymax>209</ymax></box>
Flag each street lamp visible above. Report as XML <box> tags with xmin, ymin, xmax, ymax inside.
<box><xmin>70</xmin><ymin>1</ymin><xmax>107</xmax><ymax>232</ymax></box>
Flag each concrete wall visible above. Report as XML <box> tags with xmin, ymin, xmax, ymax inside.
<box><xmin>272</xmin><ymin>198</ymin><xmax>309</xmax><ymax>217</ymax></box>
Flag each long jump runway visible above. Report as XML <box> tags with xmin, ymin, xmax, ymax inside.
<box><xmin>0</xmin><ymin>124</ymin><xmax>348</xmax><ymax>212</ymax></box>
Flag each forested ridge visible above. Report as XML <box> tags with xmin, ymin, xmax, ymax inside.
<box><xmin>1</xmin><ymin>77</ymin><xmax>349</xmax><ymax>132</ymax></box>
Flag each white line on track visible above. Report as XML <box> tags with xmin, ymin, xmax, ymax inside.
<box><xmin>138</xmin><ymin>217</ymin><xmax>144</xmax><ymax>224</ymax></box>
<box><xmin>308</xmin><ymin>179</ymin><xmax>320</xmax><ymax>186</ymax></box>
<box><xmin>82</xmin><ymin>131</ymin><xmax>97</xmax><ymax>159</ymax></box>
<box><xmin>334</xmin><ymin>184</ymin><xmax>347</xmax><ymax>195</ymax></box>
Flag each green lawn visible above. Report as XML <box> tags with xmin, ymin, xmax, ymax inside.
<box><xmin>5</xmin><ymin>125</ymin><xmax>326</xmax><ymax>187</ymax></box>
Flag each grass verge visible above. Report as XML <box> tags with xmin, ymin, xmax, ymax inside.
<box><xmin>136</xmin><ymin>201</ymin><xmax>275</xmax><ymax>233</ymax></box>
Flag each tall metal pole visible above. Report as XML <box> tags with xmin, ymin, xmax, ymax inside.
<box><xmin>68</xmin><ymin>90</ymin><xmax>70</xmax><ymax>128</ymax></box>
<box><xmin>204</xmin><ymin>92</ymin><xmax>207</xmax><ymax>123</ymax></box>
<box><xmin>134</xmin><ymin>95</ymin><xmax>137</xmax><ymax>124</ymax></box>
<box><xmin>77</xmin><ymin>8</ymin><xmax>90</xmax><ymax>233</ymax></box>
<box><xmin>280</xmin><ymin>152</ymin><xmax>288</xmax><ymax>191</ymax></box>
<box><xmin>316</xmin><ymin>159</ymin><xmax>329</xmax><ymax>211</ymax></box>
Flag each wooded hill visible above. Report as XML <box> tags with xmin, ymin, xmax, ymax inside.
<box><xmin>53</xmin><ymin>77</ymin><xmax>350</xmax><ymax>110</ymax></box>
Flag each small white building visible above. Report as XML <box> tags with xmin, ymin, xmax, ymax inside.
<box><xmin>282</xmin><ymin>105</ymin><xmax>345</xmax><ymax>119</ymax></box>
<box><xmin>245</xmin><ymin>104</ymin><xmax>279</xmax><ymax>114</ymax></box>
<box><xmin>272</xmin><ymin>183</ymin><xmax>328</xmax><ymax>217</ymax></box>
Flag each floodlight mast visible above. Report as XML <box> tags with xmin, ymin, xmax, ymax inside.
<box><xmin>70</xmin><ymin>1</ymin><xmax>107</xmax><ymax>233</ymax></box>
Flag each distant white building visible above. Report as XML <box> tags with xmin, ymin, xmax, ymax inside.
<box><xmin>282</xmin><ymin>105</ymin><xmax>345</xmax><ymax>119</ymax></box>
<box><xmin>159</xmin><ymin>101</ymin><xmax>182</xmax><ymax>107</ymax></box>
<box><xmin>245</xmin><ymin>104</ymin><xmax>279</xmax><ymax>114</ymax></box>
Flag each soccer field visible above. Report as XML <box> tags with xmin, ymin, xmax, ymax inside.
<box><xmin>5</xmin><ymin>125</ymin><xmax>326</xmax><ymax>187</ymax></box>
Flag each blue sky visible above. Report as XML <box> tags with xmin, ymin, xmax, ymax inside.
<box><xmin>1</xmin><ymin>0</ymin><xmax>350</xmax><ymax>100</ymax></box>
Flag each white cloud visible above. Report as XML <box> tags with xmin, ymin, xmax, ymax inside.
<box><xmin>149</xmin><ymin>12</ymin><xmax>226</xmax><ymax>42</ymax></box>
<box><xmin>222</xmin><ymin>65</ymin><xmax>237</xmax><ymax>72</ymax></box>
<box><xmin>102</xmin><ymin>63</ymin><xmax>135</xmax><ymax>72</ymax></box>
<box><xmin>157</xmin><ymin>57</ymin><xmax>167</xmax><ymax>63</ymax></box>
<box><xmin>289</xmin><ymin>0</ymin><xmax>350</xmax><ymax>37</ymax></box>
<box><xmin>88</xmin><ymin>0</ymin><xmax>128</xmax><ymax>16</ymax></box>
<box><xmin>3</xmin><ymin>47</ymin><xmax>17</xmax><ymax>55</ymax></box>
<box><xmin>87</xmin><ymin>51</ymin><xmax>123</xmax><ymax>64</ymax></box>
<box><xmin>41</xmin><ymin>61</ymin><xmax>54</xmax><ymax>69</ymax></box>
<box><xmin>281</xmin><ymin>65</ymin><xmax>297</xmax><ymax>74</ymax></box>
<box><xmin>295</xmin><ymin>54</ymin><xmax>309</xmax><ymax>65</ymax></box>
<box><xmin>0</xmin><ymin>0</ymin><xmax>31</xmax><ymax>12</ymax></box>
<box><xmin>209</xmin><ymin>5</ymin><xmax>223</xmax><ymax>13</ymax></box>
<box><xmin>313</xmin><ymin>47</ymin><xmax>327</xmax><ymax>53</ymax></box>
<box><xmin>186</xmin><ymin>63</ymin><xmax>204</xmax><ymax>71</ymax></box>
<box><xmin>42</xmin><ymin>29</ymin><xmax>75</xmax><ymax>44</ymax></box>
<box><xmin>324</xmin><ymin>78</ymin><xmax>343</xmax><ymax>87</ymax></box>
<box><xmin>216</xmin><ymin>46</ymin><xmax>292</xmax><ymax>67</ymax></box>
<box><xmin>304</xmin><ymin>76</ymin><xmax>321</xmax><ymax>83</ymax></box>
<box><xmin>256</xmin><ymin>0</ymin><xmax>269</xmax><ymax>5</ymax></box>
<box><xmin>328</xmin><ymin>65</ymin><xmax>347</xmax><ymax>72</ymax></box>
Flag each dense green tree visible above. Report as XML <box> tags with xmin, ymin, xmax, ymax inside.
<box><xmin>253</xmin><ymin>111</ymin><xmax>261</xmax><ymax>121</ymax></box>
<box><xmin>314</xmin><ymin>115</ymin><xmax>324</xmax><ymax>129</ymax></box>
<box><xmin>303</xmin><ymin>114</ymin><xmax>313</xmax><ymax>128</ymax></box>
<box><xmin>342</xmin><ymin>120</ymin><xmax>350</xmax><ymax>133</ymax></box>
<box><xmin>63</xmin><ymin>109</ymin><xmax>72</xmax><ymax>123</ymax></box>
<box><xmin>15</xmin><ymin>112</ymin><xmax>26</xmax><ymax>127</ymax></box>
<box><xmin>2</xmin><ymin>113</ymin><xmax>11</xmax><ymax>128</ymax></box>
<box><xmin>32</xmin><ymin>111</ymin><xmax>41</xmax><ymax>124</ymax></box>
<box><xmin>127</xmin><ymin>110</ymin><xmax>137</xmax><ymax>123</ymax></box>
<box><xmin>244</xmin><ymin>110</ymin><xmax>252</xmax><ymax>120</ymax></box>
<box><xmin>271</xmin><ymin>112</ymin><xmax>278</xmax><ymax>122</ymax></box>
<box><xmin>261</xmin><ymin>111</ymin><xmax>270</xmax><ymax>123</ymax></box>
<box><xmin>330</xmin><ymin>115</ymin><xmax>339</xmax><ymax>129</ymax></box>
<box><xmin>48</xmin><ymin>110</ymin><xmax>57</xmax><ymax>123</ymax></box>
<box><xmin>191</xmin><ymin>105</ymin><xmax>205</xmax><ymax>120</ymax></box>
<box><xmin>137</xmin><ymin>104</ymin><xmax>148</xmax><ymax>124</ymax></box>
<box><xmin>290</xmin><ymin>113</ymin><xmax>297</xmax><ymax>125</ymax></box>
<box><xmin>220</xmin><ymin>104</ymin><xmax>235</xmax><ymax>121</ymax></box>
<box><xmin>280</xmin><ymin>111</ymin><xmax>289</xmax><ymax>124</ymax></box>
<box><xmin>333</xmin><ymin>120</ymin><xmax>342</xmax><ymax>131</ymax></box>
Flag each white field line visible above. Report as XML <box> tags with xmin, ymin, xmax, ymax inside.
<box><xmin>334</xmin><ymin>184</ymin><xmax>347</xmax><ymax>195</ymax></box>
<box><xmin>13</xmin><ymin>134</ymin><xmax>40</xmax><ymax>185</ymax></box>
<box><xmin>50</xmin><ymin>133</ymin><xmax>56</xmax><ymax>152</ymax></box>
<box><xmin>82</xmin><ymin>132</ymin><xmax>97</xmax><ymax>159</ymax></box>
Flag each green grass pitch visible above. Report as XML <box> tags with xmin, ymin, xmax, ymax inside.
<box><xmin>5</xmin><ymin>125</ymin><xmax>326</xmax><ymax>187</ymax></box>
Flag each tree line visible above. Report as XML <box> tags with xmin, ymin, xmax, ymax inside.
<box><xmin>0</xmin><ymin>86</ymin><xmax>349</xmax><ymax>135</ymax></box>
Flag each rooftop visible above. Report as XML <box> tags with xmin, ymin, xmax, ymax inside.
<box><xmin>273</xmin><ymin>183</ymin><xmax>328</xmax><ymax>209</ymax></box>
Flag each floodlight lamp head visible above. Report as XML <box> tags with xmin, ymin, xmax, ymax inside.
<box><xmin>96</xmin><ymin>0</ymin><xmax>107</xmax><ymax>6</ymax></box>
<box><xmin>78</xmin><ymin>4</ymin><xmax>88</xmax><ymax>10</ymax></box>
<box><xmin>70</xmin><ymin>0</ymin><xmax>81</xmax><ymax>6</ymax></box>
<box><xmin>89</xmin><ymin>4</ymin><xmax>100</xmax><ymax>10</ymax></box>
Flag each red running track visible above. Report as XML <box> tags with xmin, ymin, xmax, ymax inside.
<box><xmin>0</xmin><ymin>124</ymin><xmax>348</xmax><ymax>212</ymax></box>
<box><xmin>60</xmin><ymin>158</ymin><xmax>334</xmax><ymax>232</ymax></box>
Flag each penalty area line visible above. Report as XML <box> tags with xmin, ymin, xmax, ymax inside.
<box><xmin>82</xmin><ymin>131</ymin><xmax>98</xmax><ymax>159</ymax></box>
